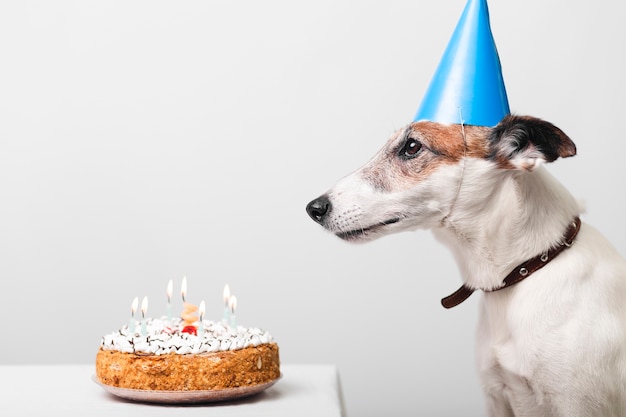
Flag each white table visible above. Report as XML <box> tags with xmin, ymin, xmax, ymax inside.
<box><xmin>0</xmin><ymin>364</ymin><xmax>345</xmax><ymax>417</ymax></box>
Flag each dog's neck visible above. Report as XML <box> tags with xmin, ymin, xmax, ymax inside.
<box><xmin>432</xmin><ymin>162</ymin><xmax>582</xmax><ymax>291</ymax></box>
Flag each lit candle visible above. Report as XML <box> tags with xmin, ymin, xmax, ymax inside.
<box><xmin>166</xmin><ymin>280</ymin><xmax>173</xmax><ymax>322</ymax></box>
<box><xmin>223</xmin><ymin>284</ymin><xmax>231</xmax><ymax>324</ymax></box>
<box><xmin>129</xmin><ymin>296</ymin><xmax>138</xmax><ymax>335</ymax></box>
<box><xmin>229</xmin><ymin>295</ymin><xmax>237</xmax><ymax>328</ymax></box>
<box><xmin>181</xmin><ymin>276</ymin><xmax>187</xmax><ymax>302</ymax></box>
<box><xmin>180</xmin><ymin>276</ymin><xmax>198</xmax><ymax>329</ymax></box>
<box><xmin>140</xmin><ymin>296</ymin><xmax>148</xmax><ymax>338</ymax></box>
<box><xmin>198</xmin><ymin>300</ymin><xmax>205</xmax><ymax>338</ymax></box>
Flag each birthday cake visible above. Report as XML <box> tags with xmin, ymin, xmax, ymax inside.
<box><xmin>95</xmin><ymin>317</ymin><xmax>280</xmax><ymax>391</ymax></box>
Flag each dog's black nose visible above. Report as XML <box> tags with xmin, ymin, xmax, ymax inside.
<box><xmin>306</xmin><ymin>195</ymin><xmax>332</xmax><ymax>224</ymax></box>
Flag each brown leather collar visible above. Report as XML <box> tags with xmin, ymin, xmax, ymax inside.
<box><xmin>441</xmin><ymin>217</ymin><xmax>582</xmax><ymax>309</ymax></box>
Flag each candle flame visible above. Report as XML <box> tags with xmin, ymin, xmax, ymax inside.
<box><xmin>181</xmin><ymin>276</ymin><xmax>187</xmax><ymax>302</ymax></box>
<box><xmin>166</xmin><ymin>280</ymin><xmax>173</xmax><ymax>301</ymax></box>
<box><xmin>229</xmin><ymin>295</ymin><xmax>237</xmax><ymax>314</ymax></box>
<box><xmin>223</xmin><ymin>284</ymin><xmax>230</xmax><ymax>305</ymax></box>
<box><xmin>131</xmin><ymin>297</ymin><xmax>139</xmax><ymax>315</ymax></box>
<box><xmin>199</xmin><ymin>300</ymin><xmax>205</xmax><ymax>321</ymax></box>
<box><xmin>141</xmin><ymin>296</ymin><xmax>148</xmax><ymax>318</ymax></box>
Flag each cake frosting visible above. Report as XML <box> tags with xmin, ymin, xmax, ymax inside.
<box><xmin>100</xmin><ymin>317</ymin><xmax>274</xmax><ymax>355</ymax></box>
<box><xmin>96</xmin><ymin>317</ymin><xmax>280</xmax><ymax>393</ymax></box>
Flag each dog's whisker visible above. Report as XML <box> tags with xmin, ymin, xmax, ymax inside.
<box><xmin>356</xmin><ymin>216</ymin><xmax>365</xmax><ymax>235</ymax></box>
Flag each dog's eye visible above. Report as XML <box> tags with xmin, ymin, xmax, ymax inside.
<box><xmin>400</xmin><ymin>138</ymin><xmax>422</xmax><ymax>158</ymax></box>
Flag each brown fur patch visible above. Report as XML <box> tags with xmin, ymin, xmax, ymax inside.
<box><xmin>410</xmin><ymin>122</ymin><xmax>490</xmax><ymax>160</ymax></box>
<box><xmin>360</xmin><ymin>122</ymin><xmax>490</xmax><ymax>192</ymax></box>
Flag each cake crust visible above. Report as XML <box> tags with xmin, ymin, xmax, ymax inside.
<box><xmin>95</xmin><ymin>343</ymin><xmax>280</xmax><ymax>391</ymax></box>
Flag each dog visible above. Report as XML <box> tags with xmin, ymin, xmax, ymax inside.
<box><xmin>306</xmin><ymin>114</ymin><xmax>626</xmax><ymax>417</ymax></box>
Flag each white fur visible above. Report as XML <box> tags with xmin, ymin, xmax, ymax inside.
<box><xmin>313</xmin><ymin>126</ymin><xmax>626</xmax><ymax>416</ymax></box>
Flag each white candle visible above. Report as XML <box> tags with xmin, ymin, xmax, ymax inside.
<box><xmin>140</xmin><ymin>296</ymin><xmax>148</xmax><ymax>338</ymax></box>
<box><xmin>129</xmin><ymin>296</ymin><xmax>138</xmax><ymax>335</ymax></box>
<box><xmin>229</xmin><ymin>295</ymin><xmax>237</xmax><ymax>328</ymax></box>
<box><xmin>198</xmin><ymin>300</ymin><xmax>205</xmax><ymax>338</ymax></box>
<box><xmin>166</xmin><ymin>280</ymin><xmax>173</xmax><ymax>321</ymax></box>
<box><xmin>222</xmin><ymin>284</ymin><xmax>231</xmax><ymax>324</ymax></box>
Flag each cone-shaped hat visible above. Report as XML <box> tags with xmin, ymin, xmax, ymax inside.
<box><xmin>414</xmin><ymin>0</ymin><xmax>509</xmax><ymax>126</ymax></box>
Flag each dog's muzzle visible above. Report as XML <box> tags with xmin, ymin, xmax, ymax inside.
<box><xmin>306</xmin><ymin>195</ymin><xmax>331</xmax><ymax>225</ymax></box>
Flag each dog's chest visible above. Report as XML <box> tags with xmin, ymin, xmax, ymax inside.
<box><xmin>477</xmin><ymin>326</ymin><xmax>555</xmax><ymax>414</ymax></box>
<box><xmin>476</xmin><ymin>291</ymin><xmax>565</xmax><ymax>410</ymax></box>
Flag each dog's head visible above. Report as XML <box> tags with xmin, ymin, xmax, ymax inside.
<box><xmin>306</xmin><ymin>115</ymin><xmax>576</xmax><ymax>242</ymax></box>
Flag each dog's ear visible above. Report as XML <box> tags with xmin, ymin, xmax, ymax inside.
<box><xmin>488</xmin><ymin>115</ymin><xmax>576</xmax><ymax>171</ymax></box>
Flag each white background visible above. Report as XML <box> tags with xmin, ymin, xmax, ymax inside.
<box><xmin>1</xmin><ymin>1</ymin><xmax>625</xmax><ymax>416</ymax></box>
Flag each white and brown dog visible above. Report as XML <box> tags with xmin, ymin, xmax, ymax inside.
<box><xmin>306</xmin><ymin>115</ymin><xmax>626</xmax><ymax>417</ymax></box>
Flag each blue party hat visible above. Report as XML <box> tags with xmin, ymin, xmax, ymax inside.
<box><xmin>414</xmin><ymin>0</ymin><xmax>509</xmax><ymax>126</ymax></box>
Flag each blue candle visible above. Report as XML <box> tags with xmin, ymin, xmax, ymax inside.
<box><xmin>129</xmin><ymin>297</ymin><xmax>138</xmax><ymax>335</ymax></box>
